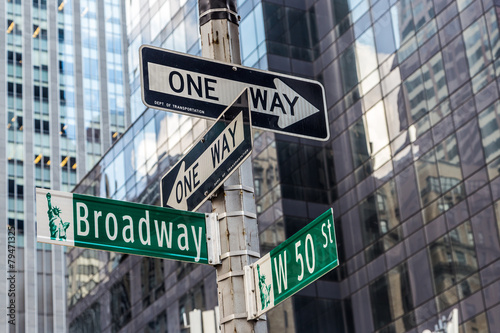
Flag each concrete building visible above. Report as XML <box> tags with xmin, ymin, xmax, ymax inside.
<box><xmin>67</xmin><ymin>0</ymin><xmax>500</xmax><ymax>332</ymax></box>
<box><xmin>0</xmin><ymin>0</ymin><xmax>129</xmax><ymax>331</ymax></box>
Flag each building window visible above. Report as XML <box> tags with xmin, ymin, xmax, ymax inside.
<box><xmin>179</xmin><ymin>283</ymin><xmax>205</xmax><ymax>333</ymax></box>
<box><xmin>369</xmin><ymin>263</ymin><xmax>414</xmax><ymax>331</ymax></box>
<box><xmin>69</xmin><ymin>302</ymin><xmax>101</xmax><ymax>333</ymax></box>
<box><xmin>110</xmin><ymin>273</ymin><xmax>131</xmax><ymax>332</ymax></box>
<box><xmin>144</xmin><ymin>311</ymin><xmax>167</xmax><ymax>333</ymax></box>
<box><xmin>141</xmin><ymin>257</ymin><xmax>165</xmax><ymax>308</ymax></box>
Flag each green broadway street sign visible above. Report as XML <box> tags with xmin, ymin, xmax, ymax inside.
<box><xmin>244</xmin><ymin>209</ymin><xmax>338</xmax><ymax>318</ymax></box>
<box><xmin>36</xmin><ymin>188</ymin><xmax>220</xmax><ymax>265</ymax></box>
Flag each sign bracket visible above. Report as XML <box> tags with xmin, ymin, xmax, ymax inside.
<box><xmin>205</xmin><ymin>212</ymin><xmax>221</xmax><ymax>265</ymax></box>
<box><xmin>244</xmin><ymin>264</ymin><xmax>258</xmax><ymax>320</ymax></box>
<box><xmin>220</xmin><ymin>249</ymin><xmax>260</xmax><ymax>260</ymax></box>
<box><xmin>217</xmin><ymin>210</ymin><xmax>257</xmax><ymax>220</ymax></box>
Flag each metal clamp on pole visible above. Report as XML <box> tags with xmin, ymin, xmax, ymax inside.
<box><xmin>199</xmin><ymin>0</ymin><xmax>239</xmax><ymax>26</ymax></box>
<box><xmin>224</xmin><ymin>184</ymin><xmax>255</xmax><ymax>193</ymax></box>
<box><xmin>205</xmin><ymin>213</ymin><xmax>221</xmax><ymax>265</ymax></box>
<box><xmin>244</xmin><ymin>265</ymin><xmax>258</xmax><ymax>320</ymax></box>
<box><xmin>220</xmin><ymin>313</ymin><xmax>248</xmax><ymax>325</ymax></box>
<box><xmin>218</xmin><ymin>211</ymin><xmax>257</xmax><ymax>220</ymax></box>
<box><xmin>220</xmin><ymin>249</ymin><xmax>260</xmax><ymax>260</ymax></box>
<box><xmin>217</xmin><ymin>270</ymin><xmax>245</xmax><ymax>282</ymax></box>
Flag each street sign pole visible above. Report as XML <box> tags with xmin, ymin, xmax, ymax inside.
<box><xmin>198</xmin><ymin>1</ymin><xmax>267</xmax><ymax>332</ymax></box>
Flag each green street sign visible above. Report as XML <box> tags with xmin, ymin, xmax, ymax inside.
<box><xmin>245</xmin><ymin>209</ymin><xmax>338</xmax><ymax>318</ymax></box>
<box><xmin>36</xmin><ymin>188</ymin><xmax>220</xmax><ymax>265</ymax></box>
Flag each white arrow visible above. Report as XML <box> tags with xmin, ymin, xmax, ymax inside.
<box><xmin>148</xmin><ymin>63</ymin><xmax>319</xmax><ymax>128</ymax></box>
<box><xmin>166</xmin><ymin>112</ymin><xmax>245</xmax><ymax>210</ymax></box>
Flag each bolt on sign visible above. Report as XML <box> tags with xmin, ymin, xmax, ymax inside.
<box><xmin>244</xmin><ymin>209</ymin><xmax>339</xmax><ymax>318</ymax></box>
<box><xmin>36</xmin><ymin>188</ymin><xmax>220</xmax><ymax>265</ymax></box>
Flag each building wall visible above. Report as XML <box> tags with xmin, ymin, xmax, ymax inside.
<box><xmin>0</xmin><ymin>0</ymin><xmax>129</xmax><ymax>332</ymax></box>
<box><xmin>67</xmin><ymin>0</ymin><xmax>500</xmax><ymax>332</ymax></box>
<box><xmin>302</xmin><ymin>0</ymin><xmax>500</xmax><ymax>331</ymax></box>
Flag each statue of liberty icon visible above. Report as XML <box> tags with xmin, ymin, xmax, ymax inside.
<box><xmin>46</xmin><ymin>192</ymin><xmax>70</xmax><ymax>241</ymax></box>
<box><xmin>257</xmin><ymin>264</ymin><xmax>271</xmax><ymax>310</ymax></box>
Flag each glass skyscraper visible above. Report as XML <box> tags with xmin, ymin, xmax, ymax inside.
<box><xmin>68</xmin><ymin>0</ymin><xmax>500</xmax><ymax>332</ymax></box>
<box><xmin>0</xmin><ymin>0</ymin><xmax>129</xmax><ymax>332</ymax></box>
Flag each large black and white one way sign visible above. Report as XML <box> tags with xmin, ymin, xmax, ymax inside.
<box><xmin>140</xmin><ymin>45</ymin><xmax>329</xmax><ymax>141</ymax></box>
<box><xmin>161</xmin><ymin>90</ymin><xmax>253</xmax><ymax>212</ymax></box>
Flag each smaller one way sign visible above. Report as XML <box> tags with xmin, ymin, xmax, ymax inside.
<box><xmin>161</xmin><ymin>89</ymin><xmax>252</xmax><ymax>212</ymax></box>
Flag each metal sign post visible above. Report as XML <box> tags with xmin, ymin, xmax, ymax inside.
<box><xmin>198</xmin><ymin>0</ymin><xmax>267</xmax><ymax>332</ymax></box>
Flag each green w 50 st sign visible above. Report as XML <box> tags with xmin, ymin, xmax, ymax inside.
<box><xmin>36</xmin><ymin>188</ymin><xmax>219</xmax><ymax>264</ymax></box>
<box><xmin>245</xmin><ymin>209</ymin><xmax>338</xmax><ymax>318</ymax></box>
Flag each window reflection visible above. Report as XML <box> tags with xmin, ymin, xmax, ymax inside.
<box><xmin>293</xmin><ymin>297</ymin><xmax>347</xmax><ymax>332</ymax></box>
<box><xmin>67</xmin><ymin>250</ymin><xmax>102</xmax><ymax>308</ymax></box>
<box><xmin>141</xmin><ymin>258</ymin><xmax>165</xmax><ymax>308</ymax></box>
<box><xmin>369</xmin><ymin>263</ymin><xmax>414</xmax><ymax>331</ymax></box>
<box><xmin>241</xmin><ymin>4</ymin><xmax>266</xmax><ymax>66</ymax></box>
<box><xmin>391</xmin><ymin>0</ymin><xmax>414</xmax><ymax>48</ymax></box>
<box><xmin>349</xmin><ymin>118</ymin><xmax>370</xmax><ymax>169</ymax></box>
<box><xmin>435</xmin><ymin>135</ymin><xmax>462</xmax><ymax>190</ymax></box>
<box><xmin>463</xmin><ymin>313</ymin><xmax>489</xmax><ymax>333</ymax></box>
<box><xmin>429</xmin><ymin>222</ymin><xmax>478</xmax><ymax>295</ymax></box>
<box><xmin>340</xmin><ymin>45</ymin><xmax>359</xmax><ymax>94</ymax></box>
<box><xmin>456</xmin><ymin>0</ymin><xmax>473</xmax><ymax>11</ymax></box>
<box><xmin>416</xmin><ymin>18</ymin><xmax>437</xmax><ymax>47</ymax></box>
<box><xmin>144</xmin><ymin>311</ymin><xmax>167</xmax><ymax>333</ymax></box>
<box><xmin>355</xmin><ymin>28</ymin><xmax>378</xmax><ymax>90</ymax></box>
<box><xmin>478</xmin><ymin>101</ymin><xmax>500</xmax><ymax>163</ymax></box>
<box><xmin>260</xmin><ymin>218</ymin><xmax>286</xmax><ymax>254</ymax></box>
<box><xmin>111</xmin><ymin>273</ymin><xmax>132</xmax><ymax>332</ymax></box>
<box><xmin>411</xmin><ymin>0</ymin><xmax>434</xmax><ymax>31</ymax></box>
<box><xmin>263</xmin><ymin>2</ymin><xmax>319</xmax><ymax>62</ymax></box>
<box><xmin>359</xmin><ymin>180</ymin><xmax>400</xmax><ymax>260</ymax></box>
<box><xmin>464</xmin><ymin>17</ymin><xmax>493</xmax><ymax>78</ymax></box>
<box><xmin>276</xmin><ymin>142</ymin><xmax>334</xmax><ymax>205</ymax></box>
<box><xmin>415</xmin><ymin>134</ymin><xmax>464</xmax><ymax>216</ymax></box>
<box><xmin>69</xmin><ymin>302</ymin><xmax>100</xmax><ymax>333</ymax></box>
<box><xmin>436</xmin><ymin>286</ymin><xmax>458</xmax><ymax>312</ymax></box>
<box><xmin>179</xmin><ymin>283</ymin><xmax>205</xmax><ymax>333</ymax></box>
<box><xmin>404</xmin><ymin>69</ymin><xmax>427</xmax><ymax>123</ymax></box>
<box><xmin>366</xmin><ymin>101</ymin><xmax>390</xmax><ymax>155</ymax></box>
<box><xmin>422</xmin><ymin>53</ymin><xmax>448</xmax><ymax>111</ymax></box>
<box><xmin>253</xmin><ymin>143</ymin><xmax>280</xmax><ymax>212</ymax></box>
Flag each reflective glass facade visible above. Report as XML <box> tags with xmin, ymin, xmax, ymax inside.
<box><xmin>67</xmin><ymin>0</ymin><xmax>500</xmax><ymax>332</ymax></box>
<box><xmin>0</xmin><ymin>0</ymin><xmax>129</xmax><ymax>332</ymax></box>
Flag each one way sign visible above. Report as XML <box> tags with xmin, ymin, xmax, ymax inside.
<box><xmin>140</xmin><ymin>45</ymin><xmax>329</xmax><ymax>141</ymax></box>
<box><xmin>161</xmin><ymin>90</ymin><xmax>252</xmax><ymax>211</ymax></box>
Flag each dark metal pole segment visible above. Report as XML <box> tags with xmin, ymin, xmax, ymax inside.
<box><xmin>198</xmin><ymin>0</ymin><xmax>239</xmax><ymax>25</ymax></box>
